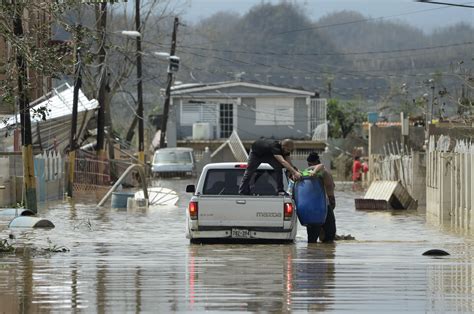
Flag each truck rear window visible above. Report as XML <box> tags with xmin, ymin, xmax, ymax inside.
<box><xmin>202</xmin><ymin>169</ymin><xmax>281</xmax><ymax>196</ymax></box>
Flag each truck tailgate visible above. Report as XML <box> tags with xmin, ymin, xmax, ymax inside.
<box><xmin>198</xmin><ymin>196</ymin><xmax>284</xmax><ymax>228</ymax></box>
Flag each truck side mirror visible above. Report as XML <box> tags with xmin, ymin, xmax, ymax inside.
<box><xmin>186</xmin><ymin>185</ymin><xmax>195</xmax><ymax>193</ymax></box>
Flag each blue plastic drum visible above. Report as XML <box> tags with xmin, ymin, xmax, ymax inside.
<box><xmin>293</xmin><ymin>177</ymin><xmax>328</xmax><ymax>225</ymax></box>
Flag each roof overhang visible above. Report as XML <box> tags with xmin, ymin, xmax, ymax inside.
<box><xmin>171</xmin><ymin>81</ymin><xmax>314</xmax><ymax>97</ymax></box>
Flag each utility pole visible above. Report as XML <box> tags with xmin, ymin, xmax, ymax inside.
<box><xmin>96</xmin><ymin>3</ymin><xmax>107</xmax><ymax>160</ymax></box>
<box><xmin>135</xmin><ymin>0</ymin><xmax>145</xmax><ymax>163</ymax></box>
<box><xmin>67</xmin><ymin>25</ymin><xmax>83</xmax><ymax>198</ymax></box>
<box><xmin>125</xmin><ymin>116</ymin><xmax>138</xmax><ymax>143</ymax></box>
<box><xmin>160</xmin><ymin>17</ymin><xmax>179</xmax><ymax>148</ymax></box>
<box><xmin>13</xmin><ymin>3</ymin><xmax>37</xmax><ymax>212</ymax></box>
<box><xmin>429</xmin><ymin>79</ymin><xmax>435</xmax><ymax>124</ymax></box>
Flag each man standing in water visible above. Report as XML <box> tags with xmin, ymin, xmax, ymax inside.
<box><xmin>306</xmin><ymin>152</ymin><xmax>336</xmax><ymax>243</ymax></box>
<box><xmin>239</xmin><ymin>138</ymin><xmax>301</xmax><ymax>195</ymax></box>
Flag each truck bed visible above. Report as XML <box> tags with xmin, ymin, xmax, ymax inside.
<box><xmin>186</xmin><ymin>162</ymin><xmax>297</xmax><ymax>242</ymax></box>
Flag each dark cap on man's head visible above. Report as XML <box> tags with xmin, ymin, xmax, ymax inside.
<box><xmin>307</xmin><ymin>152</ymin><xmax>320</xmax><ymax>163</ymax></box>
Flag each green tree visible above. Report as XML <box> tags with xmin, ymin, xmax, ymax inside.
<box><xmin>327</xmin><ymin>99</ymin><xmax>366</xmax><ymax>138</ymax></box>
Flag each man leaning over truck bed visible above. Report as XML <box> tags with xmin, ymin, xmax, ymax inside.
<box><xmin>239</xmin><ymin>138</ymin><xmax>302</xmax><ymax>195</ymax></box>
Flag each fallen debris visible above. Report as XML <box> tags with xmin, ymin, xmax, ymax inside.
<box><xmin>335</xmin><ymin>234</ymin><xmax>356</xmax><ymax>241</ymax></box>
<box><xmin>355</xmin><ymin>180</ymin><xmax>417</xmax><ymax>210</ymax></box>
<box><xmin>0</xmin><ymin>239</ymin><xmax>14</xmax><ymax>253</ymax></box>
<box><xmin>422</xmin><ymin>249</ymin><xmax>450</xmax><ymax>256</ymax></box>
<box><xmin>135</xmin><ymin>187</ymin><xmax>178</xmax><ymax>206</ymax></box>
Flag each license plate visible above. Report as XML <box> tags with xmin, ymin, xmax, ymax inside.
<box><xmin>232</xmin><ymin>228</ymin><xmax>250</xmax><ymax>239</ymax></box>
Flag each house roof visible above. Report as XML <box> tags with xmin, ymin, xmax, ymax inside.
<box><xmin>0</xmin><ymin>83</ymin><xmax>98</xmax><ymax>129</ymax></box>
<box><xmin>171</xmin><ymin>81</ymin><xmax>315</xmax><ymax>97</ymax></box>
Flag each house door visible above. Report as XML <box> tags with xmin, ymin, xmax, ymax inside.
<box><xmin>219</xmin><ymin>103</ymin><xmax>233</xmax><ymax>138</ymax></box>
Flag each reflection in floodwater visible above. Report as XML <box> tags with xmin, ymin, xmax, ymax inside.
<box><xmin>427</xmin><ymin>245</ymin><xmax>474</xmax><ymax>312</ymax></box>
<box><xmin>293</xmin><ymin>245</ymin><xmax>335</xmax><ymax>312</ymax></box>
<box><xmin>186</xmin><ymin>244</ymin><xmax>299</xmax><ymax>312</ymax></box>
<box><xmin>0</xmin><ymin>178</ymin><xmax>473</xmax><ymax>312</ymax></box>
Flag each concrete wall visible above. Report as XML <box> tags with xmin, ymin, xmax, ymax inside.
<box><xmin>428</xmin><ymin>124</ymin><xmax>474</xmax><ymax>141</ymax></box>
<box><xmin>0</xmin><ymin>157</ymin><xmax>10</xmax><ymax>207</ymax></box>
<box><xmin>426</xmin><ymin>141</ymin><xmax>474</xmax><ymax>232</ymax></box>
<box><xmin>0</xmin><ymin>155</ymin><xmax>64</xmax><ymax>207</ymax></box>
<box><xmin>369</xmin><ymin>125</ymin><xmax>425</xmax><ymax>155</ymax></box>
<box><xmin>412</xmin><ymin>152</ymin><xmax>426</xmax><ymax>207</ymax></box>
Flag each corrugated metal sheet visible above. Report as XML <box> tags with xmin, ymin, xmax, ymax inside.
<box><xmin>211</xmin><ymin>130</ymin><xmax>248</xmax><ymax>162</ymax></box>
<box><xmin>364</xmin><ymin>181</ymin><xmax>399</xmax><ymax>201</ymax></box>
<box><xmin>0</xmin><ymin>83</ymin><xmax>97</xmax><ymax>129</ymax></box>
<box><xmin>0</xmin><ymin>83</ymin><xmax>98</xmax><ymax>153</ymax></box>
<box><xmin>361</xmin><ymin>180</ymin><xmax>415</xmax><ymax>210</ymax></box>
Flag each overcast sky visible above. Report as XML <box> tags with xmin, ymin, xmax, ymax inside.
<box><xmin>182</xmin><ymin>0</ymin><xmax>474</xmax><ymax>32</ymax></box>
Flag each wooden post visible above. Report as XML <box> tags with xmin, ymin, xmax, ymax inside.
<box><xmin>13</xmin><ymin>4</ymin><xmax>37</xmax><ymax>212</ymax></box>
<box><xmin>125</xmin><ymin>115</ymin><xmax>138</xmax><ymax>143</ymax></box>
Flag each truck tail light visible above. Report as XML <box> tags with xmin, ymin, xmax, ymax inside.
<box><xmin>234</xmin><ymin>164</ymin><xmax>248</xmax><ymax>169</ymax></box>
<box><xmin>188</xmin><ymin>201</ymin><xmax>198</xmax><ymax>220</ymax></box>
<box><xmin>284</xmin><ymin>203</ymin><xmax>294</xmax><ymax>220</ymax></box>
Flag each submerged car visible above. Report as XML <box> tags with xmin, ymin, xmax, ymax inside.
<box><xmin>151</xmin><ymin>147</ymin><xmax>196</xmax><ymax>177</ymax></box>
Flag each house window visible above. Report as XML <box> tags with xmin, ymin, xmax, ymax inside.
<box><xmin>255</xmin><ymin>98</ymin><xmax>294</xmax><ymax>126</ymax></box>
<box><xmin>310</xmin><ymin>98</ymin><xmax>327</xmax><ymax>141</ymax></box>
<box><xmin>219</xmin><ymin>103</ymin><xmax>233</xmax><ymax>138</ymax></box>
<box><xmin>181</xmin><ymin>103</ymin><xmax>218</xmax><ymax>125</ymax></box>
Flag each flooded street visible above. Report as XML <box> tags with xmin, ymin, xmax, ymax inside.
<box><xmin>1</xmin><ymin>178</ymin><xmax>473</xmax><ymax>313</ymax></box>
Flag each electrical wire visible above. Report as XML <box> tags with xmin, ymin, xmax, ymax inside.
<box><xmin>175</xmin><ymin>41</ymin><xmax>474</xmax><ymax>58</ymax></box>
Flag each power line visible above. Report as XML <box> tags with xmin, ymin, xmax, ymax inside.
<box><xmin>177</xmin><ymin>44</ymin><xmax>469</xmax><ymax>76</ymax></box>
<box><xmin>178</xmin><ymin>48</ymin><xmax>465</xmax><ymax>80</ymax></box>
<box><xmin>175</xmin><ymin>41</ymin><xmax>474</xmax><ymax>58</ymax></box>
<box><xmin>416</xmin><ymin>1</ymin><xmax>474</xmax><ymax>8</ymax></box>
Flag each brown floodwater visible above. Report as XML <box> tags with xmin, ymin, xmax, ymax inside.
<box><xmin>1</xmin><ymin>178</ymin><xmax>473</xmax><ymax>313</ymax></box>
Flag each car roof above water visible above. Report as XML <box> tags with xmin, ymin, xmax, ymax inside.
<box><xmin>154</xmin><ymin>147</ymin><xmax>194</xmax><ymax>153</ymax></box>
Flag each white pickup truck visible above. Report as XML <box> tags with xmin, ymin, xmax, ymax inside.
<box><xmin>185</xmin><ymin>162</ymin><xmax>297</xmax><ymax>243</ymax></box>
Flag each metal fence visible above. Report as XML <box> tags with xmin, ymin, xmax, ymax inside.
<box><xmin>370</xmin><ymin>138</ymin><xmax>414</xmax><ymax>192</ymax></box>
<box><xmin>371</xmin><ymin>154</ymin><xmax>413</xmax><ymax>191</ymax></box>
<box><xmin>66</xmin><ymin>156</ymin><xmax>111</xmax><ymax>193</ymax></box>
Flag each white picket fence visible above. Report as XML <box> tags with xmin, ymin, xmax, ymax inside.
<box><xmin>34</xmin><ymin>151</ymin><xmax>65</xmax><ymax>201</ymax></box>
<box><xmin>426</xmin><ymin>135</ymin><xmax>474</xmax><ymax>231</ymax></box>
<box><xmin>36</xmin><ymin>151</ymin><xmax>64</xmax><ymax>182</ymax></box>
